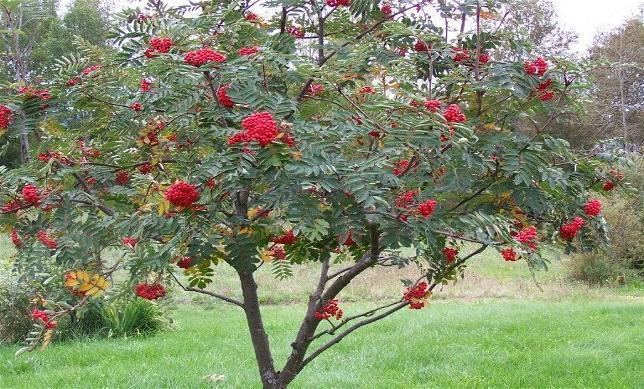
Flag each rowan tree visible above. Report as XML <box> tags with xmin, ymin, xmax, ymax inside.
<box><xmin>0</xmin><ymin>0</ymin><xmax>621</xmax><ymax>387</ymax></box>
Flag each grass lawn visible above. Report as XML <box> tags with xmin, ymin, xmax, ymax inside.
<box><xmin>1</xmin><ymin>299</ymin><xmax>642</xmax><ymax>388</ymax></box>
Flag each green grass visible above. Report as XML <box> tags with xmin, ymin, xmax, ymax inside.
<box><xmin>1</xmin><ymin>299</ymin><xmax>642</xmax><ymax>388</ymax></box>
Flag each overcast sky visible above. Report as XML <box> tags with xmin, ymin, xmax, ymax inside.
<box><xmin>70</xmin><ymin>0</ymin><xmax>643</xmax><ymax>52</ymax></box>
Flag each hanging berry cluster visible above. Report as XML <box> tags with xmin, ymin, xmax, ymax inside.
<box><xmin>559</xmin><ymin>217</ymin><xmax>585</xmax><ymax>240</ymax></box>
<box><xmin>403</xmin><ymin>282</ymin><xmax>429</xmax><ymax>310</ymax></box>
<box><xmin>164</xmin><ymin>181</ymin><xmax>200</xmax><ymax>207</ymax></box>
<box><xmin>524</xmin><ymin>57</ymin><xmax>548</xmax><ymax>76</ymax></box>
<box><xmin>216</xmin><ymin>84</ymin><xmax>235</xmax><ymax>108</ymax></box>
<box><xmin>228</xmin><ymin>111</ymin><xmax>281</xmax><ymax>147</ymax></box>
<box><xmin>184</xmin><ymin>48</ymin><xmax>227</xmax><ymax>67</ymax></box>
<box><xmin>314</xmin><ymin>299</ymin><xmax>343</xmax><ymax>320</ymax></box>
<box><xmin>134</xmin><ymin>283</ymin><xmax>167</xmax><ymax>300</ymax></box>
<box><xmin>0</xmin><ymin>104</ymin><xmax>12</xmax><ymax>129</ymax></box>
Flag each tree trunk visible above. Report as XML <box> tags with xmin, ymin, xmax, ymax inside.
<box><xmin>237</xmin><ymin>270</ymin><xmax>281</xmax><ymax>388</ymax></box>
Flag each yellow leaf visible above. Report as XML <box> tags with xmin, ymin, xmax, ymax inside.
<box><xmin>158</xmin><ymin>198</ymin><xmax>170</xmax><ymax>216</ymax></box>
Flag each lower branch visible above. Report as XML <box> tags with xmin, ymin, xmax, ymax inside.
<box><xmin>169</xmin><ymin>271</ymin><xmax>244</xmax><ymax>308</ymax></box>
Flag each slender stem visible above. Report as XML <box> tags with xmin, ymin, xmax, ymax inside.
<box><xmin>169</xmin><ymin>271</ymin><xmax>244</xmax><ymax>307</ymax></box>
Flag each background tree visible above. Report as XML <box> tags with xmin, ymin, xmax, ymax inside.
<box><xmin>0</xmin><ymin>0</ymin><xmax>110</xmax><ymax>166</ymax></box>
<box><xmin>0</xmin><ymin>1</ymin><xmax>621</xmax><ymax>388</ymax></box>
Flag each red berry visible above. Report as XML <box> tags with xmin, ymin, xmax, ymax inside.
<box><xmin>414</xmin><ymin>40</ymin><xmax>429</xmax><ymax>52</ymax></box>
<box><xmin>137</xmin><ymin>163</ymin><xmax>153</xmax><ymax>174</ymax></box>
<box><xmin>216</xmin><ymin>84</ymin><xmax>235</xmax><ymax>108</ymax></box>
<box><xmin>10</xmin><ymin>229</ymin><xmax>22</xmax><ymax>247</ymax></box>
<box><xmin>559</xmin><ymin>217</ymin><xmax>585</xmax><ymax>240</ymax></box>
<box><xmin>403</xmin><ymin>282</ymin><xmax>429</xmax><ymax>309</ymax></box>
<box><xmin>115</xmin><ymin>171</ymin><xmax>130</xmax><ymax>185</ymax></box>
<box><xmin>130</xmin><ymin>102</ymin><xmax>143</xmax><ymax>112</ymax></box>
<box><xmin>272</xmin><ymin>230</ymin><xmax>297</xmax><ymax>245</ymax></box>
<box><xmin>21</xmin><ymin>183</ymin><xmax>41</xmax><ymax>205</ymax></box>
<box><xmin>443</xmin><ymin>104</ymin><xmax>466</xmax><ymax>123</ymax></box>
<box><xmin>381</xmin><ymin>3</ymin><xmax>392</xmax><ymax>16</ymax></box>
<box><xmin>452</xmin><ymin>47</ymin><xmax>470</xmax><ymax>62</ymax></box>
<box><xmin>306</xmin><ymin>83</ymin><xmax>325</xmax><ymax>97</ymax></box>
<box><xmin>122</xmin><ymin>236</ymin><xmax>138</xmax><ymax>249</ymax></box>
<box><xmin>184</xmin><ymin>48</ymin><xmax>227</xmax><ymax>67</ymax></box>
<box><xmin>140</xmin><ymin>79</ymin><xmax>152</xmax><ymax>92</ymax></box>
<box><xmin>442</xmin><ymin>247</ymin><xmax>459</xmax><ymax>263</ymax></box>
<box><xmin>424</xmin><ymin>99</ymin><xmax>441</xmax><ymax>112</ymax></box>
<box><xmin>244</xmin><ymin>12</ymin><xmax>258</xmax><ymax>21</ymax></box>
<box><xmin>501</xmin><ymin>248</ymin><xmax>518</xmax><ymax>261</ymax></box>
<box><xmin>314</xmin><ymin>299</ymin><xmax>343</xmax><ymax>320</ymax></box>
<box><xmin>602</xmin><ymin>181</ymin><xmax>615</xmax><ymax>191</ymax></box>
<box><xmin>418</xmin><ymin>199</ymin><xmax>438</xmax><ymax>219</ymax></box>
<box><xmin>0</xmin><ymin>104</ymin><xmax>13</xmax><ymax>129</ymax></box>
<box><xmin>176</xmin><ymin>256</ymin><xmax>193</xmax><ymax>269</ymax></box>
<box><xmin>134</xmin><ymin>282</ymin><xmax>166</xmax><ymax>300</ymax></box>
<box><xmin>164</xmin><ymin>180</ymin><xmax>200</xmax><ymax>207</ymax></box>
<box><xmin>36</xmin><ymin>230</ymin><xmax>58</xmax><ymax>250</ymax></box>
<box><xmin>286</xmin><ymin>25</ymin><xmax>304</xmax><ymax>38</ymax></box>
<box><xmin>583</xmin><ymin>199</ymin><xmax>602</xmax><ymax>217</ymax></box>
<box><xmin>238</xmin><ymin>46</ymin><xmax>259</xmax><ymax>56</ymax></box>
<box><xmin>229</xmin><ymin>111</ymin><xmax>279</xmax><ymax>147</ymax></box>
<box><xmin>515</xmin><ymin>226</ymin><xmax>538</xmax><ymax>250</ymax></box>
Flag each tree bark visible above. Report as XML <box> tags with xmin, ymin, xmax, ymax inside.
<box><xmin>237</xmin><ymin>270</ymin><xmax>280</xmax><ymax>388</ymax></box>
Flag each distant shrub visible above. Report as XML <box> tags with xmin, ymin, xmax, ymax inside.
<box><xmin>568</xmin><ymin>160</ymin><xmax>643</xmax><ymax>285</ymax></box>
<box><xmin>0</xmin><ymin>272</ymin><xmax>33</xmax><ymax>344</ymax></box>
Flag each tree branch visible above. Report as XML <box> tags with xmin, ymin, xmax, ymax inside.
<box><xmin>169</xmin><ymin>271</ymin><xmax>244</xmax><ymax>308</ymax></box>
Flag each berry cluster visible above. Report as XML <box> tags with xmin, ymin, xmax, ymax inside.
<box><xmin>21</xmin><ymin>183</ymin><xmax>41</xmax><ymax>205</ymax></box>
<box><xmin>501</xmin><ymin>247</ymin><xmax>518</xmax><ymax>261</ymax></box>
<box><xmin>184</xmin><ymin>48</ymin><xmax>227</xmax><ymax>67</ymax></box>
<box><xmin>238</xmin><ymin>46</ymin><xmax>259</xmax><ymax>56</ymax></box>
<box><xmin>479</xmin><ymin>53</ymin><xmax>490</xmax><ymax>64</ymax></box>
<box><xmin>130</xmin><ymin>102</ymin><xmax>143</xmax><ymax>112</ymax></box>
<box><xmin>165</xmin><ymin>181</ymin><xmax>200</xmax><ymax>207</ymax></box>
<box><xmin>216</xmin><ymin>84</ymin><xmax>235</xmax><ymax>108</ymax></box>
<box><xmin>145</xmin><ymin>37</ymin><xmax>173</xmax><ymax>58</ymax></box>
<box><xmin>0</xmin><ymin>104</ymin><xmax>12</xmax><ymax>129</ymax></box>
<box><xmin>138</xmin><ymin>163</ymin><xmax>153</xmax><ymax>174</ymax></box>
<box><xmin>452</xmin><ymin>47</ymin><xmax>470</xmax><ymax>62</ymax></box>
<box><xmin>424</xmin><ymin>99</ymin><xmax>441</xmax><ymax>112</ymax></box>
<box><xmin>115</xmin><ymin>170</ymin><xmax>130</xmax><ymax>185</ymax></box>
<box><xmin>443</xmin><ymin>104</ymin><xmax>467</xmax><ymax>123</ymax></box>
<box><xmin>535</xmin><ymin>79</ymin><xmax>554</xmax><ymax>101</ymax></box>
<box><xmin>244</xmin><ymin>12</ymin><xmax>258</xmax><ymax>21</ymax></box>
<box><xmin>418</xmin><ymin>199</ymin><xmax>438</xmax><ymax>219</ymax></box>
<box><xmin>229</xmin><ymin>111</ymin><xmax>280</xmax><ymax>147</ymax></box>
<box><xmin>32</xmin><ymin>309</ymin><xmax>57</xmax><ymax>329</ymax></box>
<box><xmin>515</xmin><ymin>226</ymin><xmax>538</xmax><ymax>250</ymax></box>
<box><xmin>0</xmin><ymin>200</ymin><xmax>21</xmax><ymax>213</ymax></box>
<box><xmin>325</xmin><ymin>0</ymin><xmax>350</xmax><ymax>6</ymax></box>
<box><xmin>603</xmin><ymin>169</ymin><xmax>624</xmax><ymax>191</ymax></box>
<box><xmin>10</xmin><ymin>229</ymin><xmax>22</xmax><ymax>247</ymax></box>
<box><xmin>381</xmin><ymin>2</ymin><xmax>392</xmax><ymax>16</ymax></box>
<box><xmin>342</xmin><ymin>232</ymin><xmax>356</xmax><ymax>246</ymax></box>
<box><xmin>82</xmin><ymin>65</ymin><xmax>101</xmax><ymax>76</ymax></box>
<box><xmin>270</xmin><ymin>246</ymin><xmax>287</xmax><ymax>260</ymax></box>
<box><xmin>403</xmin><ymin>281</ymin><xmax>429</xmax><ymax>309</ymax></box>
<box><xmin>393</xmin><ymin>159</ymin><xmax>417</xmax><ymax>176</ymax></box>
<box><xmin>443</xmin><ymin>247</ymin><xmax>459</xmax><ymax>263</ymax></box>
<box><xmin>314</xmin><ymin>299</ymin><xmax>343</xmax><ymax>320</ymax></box>
<box><xmin>37</xmin><ymin>230</ymin><xmax>58</xmax><ymax>250</ymax></box>
<box><xmin>134</xmin><ymin>282</ymin><xmax>166</xmax><ymax>300</ymax></box>
<box><xmin>18</xmin><ymin>86</ymin><xmax>51</xmax><ymax>101</ymax></box>
<box><xmin>359</xmin><ymin>86</ymin><xmax>375</xmax><ymax>94</ymax></box>
<box><xmin>306</xmin><ymin>83</ymin><xmax>325</xmax><ymax>97</ymax></box>
<box><xmin>583</xmin><ymin>199</ymin><xmax>602</xmax><ymax>217</ymax></box>
<box><xmin>559</xmin><ymin>217</ymin><xmax>585</xmax><ymax>240</ymax></box>
<box><xmin>395</xmin><ymin>190</ymin><xmax>417</xmax><ymax>209</ymax></box>
<box><xmin>38</xmin><ymin>151</ymin><xmax>73</xmax><ymax>166</ymax></box>
<box><xmin>524</xmin><ymin>57</ymin><xmax>548</xmax><ymax>76</ymax></box>
<box><xmin>176</xmin><ymin>256</ymin><xmax>193</xmax><ymax>269</ymax></box>
<box><xmin>272</xmin><ymin>230</ymin><xmax>297</xmax><ymax>245</ymax></box>
<box><xmin>286</xmin><ymin>25</ymin><xmax>304</xmax><ymax>38</ymax></box>
<box><xmin>140</xmin><ymin>79</ymin><xmax>152</xmax><ymax>92</ymax></box>
<box><xmin>122</xmin><ymin>236</ymin><xmax>138</xmax><ymax>249</ymax></box>
<box><xmin>414</xmin><ymin>40</ymin><xmax>429</xmax><ymax>52</ymax></box>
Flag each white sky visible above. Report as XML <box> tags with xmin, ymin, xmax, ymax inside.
<box><xmin>553</xmin><ymin>0</ymin><xmax>643</xmax><ymax>51</ymax></box>
<box><xmin>69</xmin><ymin>0</ymin><xmax>643</xmax><ymax>53</ymax></box>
